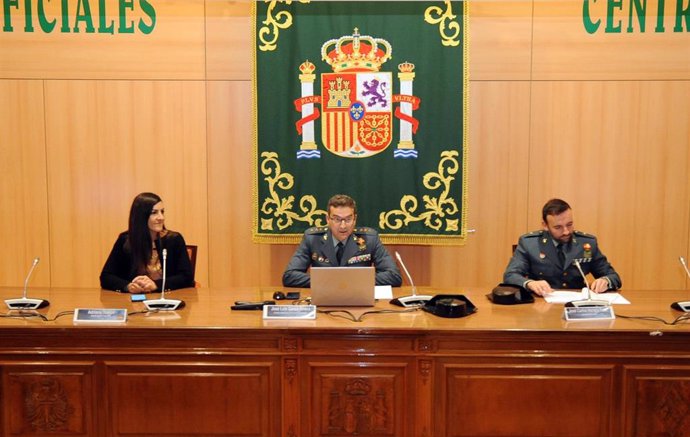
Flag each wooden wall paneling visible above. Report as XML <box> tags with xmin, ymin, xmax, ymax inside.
<box><xmin>532</xmin><ymin>0</ymin><xmax>690</xmax><ymax>80</ymax></box>
<box><xmin>529</xmin><ymin>81</ymin><xmax>690</xmax><ymax>290</ymax></box>
<box><xmin>270</xmin><ymin>245</ymin><xmax>299</xmax><ymax>288</ymax></box>
<box><xmin>1</xmin><ymin>1</ymin><xmax>689</xmax><ymax>291</ymax></box>
<box><xmin>207</xmin><ymin>80</ymin><xmax>253</xmax><ymax>288</ymax></box>
<box><xmin>206</xmin><ymin>0</ymin><xmax>252</xmax><ymax>80</ymax></box>
<box><xmin>207</xmin><ymin>80</ymin><xmax>294</xmax><ymax>288</ymax></box>
<box><xmin>0</xmin><ymin>80</ymin><xmax>51</xmax><ymax>288</ymax></box>
<box><xmin>468</xmin><ymin>0</ymin><xmax>534</xmax><ymax>81</ymax></box>
<box><xmin>687</xmin><ymin>137</ymin><xmax>690</xmax><ymax>290</ymax></box>
<box><xmin>394</xmin><ymin>81</ymin><xmax>531</xmax><ymax>288</ymax></box>
<box><xmin>0</xmin><ymin>0</ymin><xmax>207</xmax><ymax>80</ymax></box>
<box><xmin>44</xmin><ymin>80</ymin><xmax>208</xmax><ymax>288</ymax></box>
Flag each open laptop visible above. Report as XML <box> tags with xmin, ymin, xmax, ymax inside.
<box><xmin>310</xmin><ymin>266</ymin><xmax>375</xmax><ymax>307</ymax></box>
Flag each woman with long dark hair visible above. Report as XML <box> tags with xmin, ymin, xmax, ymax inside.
<box><xmin>100</xmin><ymin>192</ymin><xmax>194</xmax><ymax>292</ymax></box>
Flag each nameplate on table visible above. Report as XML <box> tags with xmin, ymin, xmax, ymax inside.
<box><xmin>563</xmin><ymin>306</ymin><xmax>615</xmax><ymax>321</ymax></box>
<box><xmin>263</xmin><ymin>305</ymin><xmax>316</xmax><ymax>320</ymax></box>
<box><xmin>73</xmin><ymin>308</ymin><xmax>128</xmax><ymax>323</ymax></box>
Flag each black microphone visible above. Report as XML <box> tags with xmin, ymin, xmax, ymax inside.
<box><xmin>390</xmin><ymin>251</ymin><xmax>432</xmax><ymax>308</ymax></box>
<box><xmin>144</xmin><ymin>248</ymin><xmax>185</xmax><ymax>311</ymax></box>
<box><xmin>5</xmin><ymin>257</ymin><xmax>50</xmax><ymax>310</ymax></box>
<box><xmin>564</xmin><ymin>259</ymin><xmax>609</xmax><ymax>307</ymax></box>
<box><xmin>671</xmin><ymin>256</ymin><xmax>690</xmax><ymax>312</ymax></box>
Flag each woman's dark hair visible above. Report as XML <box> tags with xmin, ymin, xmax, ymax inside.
<box><xmin>126</xmin><ymin>192</ymin><xmax>162</xmax><ymax>274</ymax></box>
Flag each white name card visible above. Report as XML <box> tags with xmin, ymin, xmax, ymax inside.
<box><xmin>563</xmin><ymin>306</ymin><xmax>615</xmax><ymax>321</ymax></box>
<box><xmin>73</xmin><ymin>308</ymin><xmax>127</xmax><ymax>323</ymax></box>
<box><xmin>263</xmin><ymin>305</ymin><xmax>317</xmax><ymax>320</ymax></box>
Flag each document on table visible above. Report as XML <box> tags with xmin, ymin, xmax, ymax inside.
<box><xmin>375</xmin><ymin>285</ymin><xmax>393</xmax><ymax>299</ymax></box>
<box><xmin>544</xmin><ymin>290</ymin><xmax>630</xmax><ymax>305</ymax></box>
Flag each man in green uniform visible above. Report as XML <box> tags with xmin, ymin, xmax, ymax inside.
<box><xmin>503</xmin><ymin>198</ymin><xmax>621</xmax><ymax>296</ymax></box>
<box><xmin>282</xmin><ymin>194</ymin><xmax>402</xmax><ymax>288</ymax></box>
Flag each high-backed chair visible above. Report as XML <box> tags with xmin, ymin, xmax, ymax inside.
<box><xmin>186</xmin><ymin>245</ymin><xmax>198</xmax><ymax>287</ymax></box>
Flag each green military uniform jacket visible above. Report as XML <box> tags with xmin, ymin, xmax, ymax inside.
<box><xmin>503</xmin><ymin>230</ymin><xmax>622</xmax><ymax>290</ymax></box>
<box><xmin>282</xmin><ymin>226</ymin><xmax>402</xmax><ymax>288</ymax></box>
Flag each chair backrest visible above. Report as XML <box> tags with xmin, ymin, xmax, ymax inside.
<box><xmin>186</xmin><ymin>245</ymin><xmax>198</xmax><ymax>279</ymax></box>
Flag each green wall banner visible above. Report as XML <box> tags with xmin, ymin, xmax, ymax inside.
<box><xmin>254</xmin><ymin>0</ymin><xmax>468</xmax><ymax>245</ymax></box>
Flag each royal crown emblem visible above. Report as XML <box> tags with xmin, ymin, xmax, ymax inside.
<box><xmin>321</xmin><ymin>28</ymin><xmax>392</xmax><ymax>73</ymax></box>
<box><xmin>294</xmin><ymin>28</ymin><xmax>421</xmax><ymax>159</ymax></box>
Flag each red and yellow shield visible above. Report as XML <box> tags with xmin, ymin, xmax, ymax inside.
<box><xmin>321</xmin><ymin>72</ymin><xmax>392</xmax><ymax>158</ymax></box>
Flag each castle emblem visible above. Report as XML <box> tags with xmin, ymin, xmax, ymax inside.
<box><xmin>294</xmin><ymin>28</ymin><xmax>421</xmax><ymax>159</ymax></box>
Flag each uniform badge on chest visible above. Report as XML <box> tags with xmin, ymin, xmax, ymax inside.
<box><xmin>583</xmin><ymin>243</ymin><xmax>592</xmax><ymax>258</ymax></box>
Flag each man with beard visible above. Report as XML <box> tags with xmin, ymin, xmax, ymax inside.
<box><xmin>503</xmin><ymin>198</ymin><xmax>621</xmax><ymax>296</ymax></box>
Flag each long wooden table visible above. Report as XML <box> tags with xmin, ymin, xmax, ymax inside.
<box><xmin>1</xmin><ymin>286</ymin><xmax>689</xmax><ymax>437</ymax></box>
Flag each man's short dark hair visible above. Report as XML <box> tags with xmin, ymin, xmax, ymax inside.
<box><xmin>327</xmin><ymin>194</ymin><xmax>357</xmax><ymax>214</ymax></box>
<box><xmin>542</xmin><ymin>198</ymin><xmax>571</xmax><ymax>222</ymax></box>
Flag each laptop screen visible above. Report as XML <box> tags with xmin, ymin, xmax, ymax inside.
<box><xmin>310</xmin><ymin>266</ymin><xmax>375</xmax><ymax>307</ymax></box>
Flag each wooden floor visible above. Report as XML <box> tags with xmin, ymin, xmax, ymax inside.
<box><xmin>1</xmin><ymin>286</ymin><xmax>690</xmax><ymax>437</ymax></box>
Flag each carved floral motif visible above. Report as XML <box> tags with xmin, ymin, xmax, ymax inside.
<box><xmin>284</xmin><ymin>358</ymin><xmax>297</xmax><ymax>383</ymax></box>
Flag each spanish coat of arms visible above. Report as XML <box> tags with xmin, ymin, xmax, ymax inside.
<box><xmin>294</xmin><ymin>28</ymin><xmax>421</xmax><ymax>159</ymax></box>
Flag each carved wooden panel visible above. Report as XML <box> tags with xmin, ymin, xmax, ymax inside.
<box><xmin>301</xmin><ymin>336</ymin><xmax>416</xmax><ymax>354</ymax></box>
<box><xmin>623</xmin><ymin>365</ymin><xmax>690</xmax><ymax>437</ymax></box>
<box><xmin>5</xmin><ymin>365</ymin><xmax>93</xmax><ymax>436</ymax></box>
<box><xmin>415</xmin><ymin>359</ymin><xmax>434</xmax><ymax>437</ymax></box>
<box><xmin>305</xmin><ymin>360</ymin><xmax>412</xmax><ymax>437</ymax></box>
<box><xmin>283</xmin><ymin>357</ymin><xmax>301</xmax><ymax>437</ymax></box>
<box><xmin>437</xmin><ymin>363</ymin><xmax>615</xmax><ymax>437</ymax></box>
<box><xmin>105</xmin><ymin>362</ymin><xmax>279</xmax><ymax>437</ymax></box>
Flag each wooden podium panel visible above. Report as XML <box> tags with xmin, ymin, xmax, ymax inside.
<box><xmin>623</xmin><ymin>365</ymin><xmax>690</xmax><ymax>436</ymax></box>
<box><xmin>1</xmin><ymin>287</ymin><xmax>690</xmax><ymax>437</ymax></box>
<box><xmin>106</xmin><ymin>362</ymin><xmax>278</xmax><ymax>436</ymax></box>
<box><xmin>6</xmin><ymin>364</ymin><xmax>94</xmax><ymax>436</ymax></box>
<box><xmin>304</xmin><ymin>360</ymin><xmax>410</xmax><ymax>437</ymax></box>
<box><xmin>438</xmin><ymin>364</ymin><xmax>614</xmax><ymax>436</ymax></box>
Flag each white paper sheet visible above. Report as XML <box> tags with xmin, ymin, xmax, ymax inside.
<box><xmin>375</xmin><ymin>285</ymin><xmax>393</xmax><ymax>299</ymax></box>
<box><xmin>544</xmin><ymin>290</ymin><xmax>630</xmax><ymax>305</ymax></box>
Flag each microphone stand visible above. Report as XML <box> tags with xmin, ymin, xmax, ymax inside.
<box><xmin>565</xmin><ymin>259</ymin><xmax>610</xmax><ymax>307</ymax></box>
<box><xmin>671</xmin><ymin>256</ymin><xmax>690</xmax><ymax>312</ymax></box>
<box><xmin>5</xmin><ymin>257</ymin><xmax>50</xmax><ymax>310</ymax></box>
<box><xmin>144</xmin><ymin>249</ymin><xmax>185</xmax><ymax>311</ymax></box>
<box><xmin>390</xmin><ymin>252</ymin><xmax>432</xmax><ymax>308</ymax></box>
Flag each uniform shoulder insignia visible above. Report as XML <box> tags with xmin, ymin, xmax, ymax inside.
<box><xmin>522</xmin><ymin>230</ymin><xmax>542</xmax><ymax>239</ymax></box>
<box><xmin>305</xmin><ymin>226</ymin><xmax>327</xmax><ymax>235</ymax></box>
<box><xmin>574</xmin><ymin>230</ymin><xmax>595</xmax><ymax>238</ymax></box>
<box><xmin>354</xmin><ymin>226</ymin><xmax>377</xmax><ymax>236</ymax></box>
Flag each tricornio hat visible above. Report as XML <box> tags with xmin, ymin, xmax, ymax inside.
<box><xmin>487</xmin><ymin>284</ymin><xmax>534</xmax><ymax>305</ymax></box>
